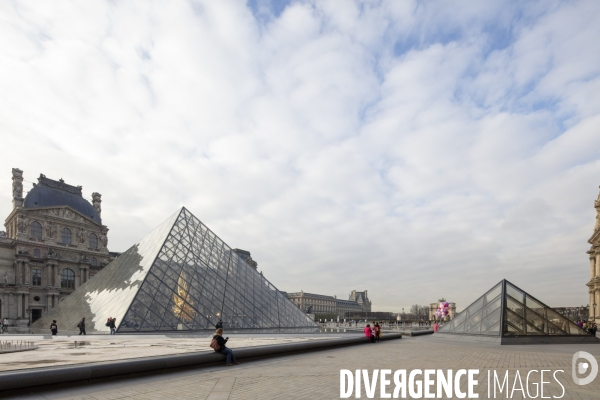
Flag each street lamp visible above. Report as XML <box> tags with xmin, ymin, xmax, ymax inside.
<box><xmin>594</xmin><ymin>303</ymin><xmax>597</xmax><ymax>322</ymax></box>
<box><xmin>25</xmin><ymin>308</ymin><xmax>31</xmax><ymax>327</ymax></box>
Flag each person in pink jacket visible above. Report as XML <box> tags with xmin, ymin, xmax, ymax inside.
<box><xmin>433</xmin><ymin>321</ymin><xmax>439</xmax><ymax>333</ymax></box>
<box><xmin>364</xmin><ymin>324</ymin><xmax>374</xmax><ymax>343</ymax></box>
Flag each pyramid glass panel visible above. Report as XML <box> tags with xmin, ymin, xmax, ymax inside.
<box><xmin>437</xmin><ymin>280</ymin><xmax>591</xmax><ymax>341</ymax></box>
<box><xmin>31</xmin><ymin>207</ymin><xmax>318</xmax><ymax>333</ymax></box>
<box><xmin>438</xmin><ymin>282</ymin><xmax>502</xmax><ymax>336</ymax></box>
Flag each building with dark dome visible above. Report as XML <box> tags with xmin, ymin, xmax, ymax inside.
<box><xmin>0</xmin><ymin>168</ymin><xmax>115</xmax><ymax>333</ymax></box>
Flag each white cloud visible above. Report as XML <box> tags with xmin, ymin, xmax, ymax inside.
<box><xmin>0</xmin><ymin>0</ymin><xmax>599</xmax><ymax>312</ymax></box>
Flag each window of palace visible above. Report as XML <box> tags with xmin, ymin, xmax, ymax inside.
<box><xmin>61</xmin><ymin>268</ymin><xmax>75</xmax><ymax>289</ymax></box>
<box><xmin>30</xmin><ymin>221</ymin><xmax>42</xmax><ymax>239</ymax></box>
<box><xmin>33</xmin><ymin>248</ymin><xmax>40</xmax><ymax>258</ymax></box>
<box><xmin>32</xmin><ymin>268</ymin><xmax>42</xmax><ymax>286</ymax></box>
<box><xmin>91</xmin><ymin>257</ymin><xmax>97</xmax><ymax>266</ymax></box>
<box><xmin>89</xmin><ymin>233</ymin><xmax>98</xmax><ymax>249</ymax></box>
<box><xmin>61</xmin><ymin>228</ymin><xmax>71</xmax><ymax>244</ymax></box>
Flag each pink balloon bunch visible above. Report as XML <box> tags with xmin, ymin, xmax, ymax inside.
<box><xmin>436</xmin><ymin>301</ymin><xmax>450</xmax><ymax>318</ymax></box>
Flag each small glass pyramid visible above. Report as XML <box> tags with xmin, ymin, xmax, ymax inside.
<box><xmin>31</xmin><ymin>207</ymin><xmax>318</xmax><ymax>333</ymax></box>
<box><xmin>438</xmin><ymin>279</ymin><xmax>589</xmax><ymax>337</ymax></box>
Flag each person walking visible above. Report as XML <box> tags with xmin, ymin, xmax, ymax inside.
<box><xmin>50</xmin><ymin>320</ymin><xmax>58</xmax><ymax>335</ymax></box>
<box><xmin>77</xmin><ymin>317</ymin><xmax>86</xmax><ymax>335</ymax></box>
<box><xmin>433</xmin><ymin>321</ymin><xmax>439</xmax><ymax>333</ymax></box>
<box><xmin>109</xmin><ymin>318</ymin><xmax>117</xmax><ymax>335</ymax></box>
<box><xmin>215</xmin><ymin>319</ymin><xmax>223</xmax><ymax>329</ymax></box>
<box><xmin>373</xmin><ymin>322</ymin><xmax>381</xmax><ymax>343</ymax></box>
<box><xmin>211</xmin><ymin>328</ymin><xmax>238</xmax><ymax>366</ymax></box>
<box><xmin>2</xmin><ymin>318</ymin><xmax>7</xmax><ymax>334</ymax></box>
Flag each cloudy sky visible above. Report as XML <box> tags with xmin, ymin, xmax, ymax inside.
<box><xmin>1</xmin><ymin>0</ymin><xmax>599</xmax><ymax>312</ymax></box>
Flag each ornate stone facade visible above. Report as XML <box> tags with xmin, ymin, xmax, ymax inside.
<box><xmin>231</xmin><ymin>249</ymin><xmax>258</xmax><ymax>270</ymax></box>
<box><xmin>0</xmin><ymin>169</ymin><xmax>116</xmax><ymax>332</ymax></box>
<box><xmin>586</xmin><ymin>186</ymin><xmax>600</xmax><ymax>321</ymax></box>
<box><xmin>284</xmin><ymin>289</ymin><xmax>371</xmax><ymax>318</ymax></box>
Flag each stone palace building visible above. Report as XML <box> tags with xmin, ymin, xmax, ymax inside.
<box><xmin>284</xmin><ymin>290</ymin><xmax>371</xmax><ymax>319</ymax></box>
<box><xmin>587</xmin><ymin>186</ymin><xmax>600</xmax><ymax>321</ymax></box>
<box><xmin>0</xmin><ymin>169</ymin><xmax>116</xmax><ymax>332</ymax></box>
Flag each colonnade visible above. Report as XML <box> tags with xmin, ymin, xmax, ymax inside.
<box><xmin>0</xmin><ymin>292</ymin><xmax>61</xmax><ymax>319</ymax></box>
<box><xmin>1</xmin><ymin>259</ymin><xmax>90</xmax><ymax>320</ymax></box>
<box><xmin>589</xmin><ymin>254</ymin><xmax>600</xmax><ymax>321</ymax></box>
<box><xmin>589</xmin><ymin>289</ymin><xmax>600</xmax><ymax>321</ymax></box>
<box><xmin>590</xmin><ymin>254</ymin><xmax>600</xmax><ymax>280</ymax></box>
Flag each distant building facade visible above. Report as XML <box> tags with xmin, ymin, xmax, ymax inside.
<box><xmin>284</xmin><ymin>290</ymin><xmax>371</xmax><ymax>318</ymax></box>
<box><xmin>552</xmin><ymin>306</ymin><xmax>588</xmax><ymax>322</ymax></box>
<box><xmin>428</xmin><ymin>299</ymin><xmax>456</xmax><ymax>321</ymax></box>
<box><xmin>232</xmin><ymin>249</ymin><xmax>258</xmax><ymax>270</ymax></box>
<box><xmin>0</xmin><ymin>169</ymin><xmax>116</xmax><ymax>332</ymax></box>
<box><xmin>587</xmin><ymin>186</ymin><xmax>600</xmax><ymax>321</ymax></box>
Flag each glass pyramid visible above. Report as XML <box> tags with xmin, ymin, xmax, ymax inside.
<box><xmin>438</xmin><ymin>279</ymin><xmax>590</xmax><ymax>337</ymax></box>
<box><xmin>31</xmin><ymin>207</ymin><xmax>318</xmax><ymax>333</ymax></box>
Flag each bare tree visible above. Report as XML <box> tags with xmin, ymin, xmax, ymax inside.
<box><xmin>409</xmin><ymin>304</ymin><xmax>429</xmax><ymax>320</ymax></box>
<box><xmin>409</xmin><ymin>304</ymin><xmax>420</xmax><ymax>315</ymax></box>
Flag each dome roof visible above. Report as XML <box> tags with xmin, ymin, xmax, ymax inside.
<box><xmin>23</xmin><ymin>175</ymin><xmax>101</xmax><ymax>224</ymax></box>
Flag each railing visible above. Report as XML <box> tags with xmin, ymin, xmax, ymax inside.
<box><xmin>0</xmin><ymin>340</ymin><xmax>36</xmax><ymax>352</ymax></box>
<box><xmin>320</xmin><ymin>321</ymin><xmax>444</xmax><ymax>331</ymax></box>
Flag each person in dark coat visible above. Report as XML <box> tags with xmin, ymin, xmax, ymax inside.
<box><xmin>213</xmin><ymin>328</ymin><xmax>238</xmax><ymax>366</ymax></box>
<box><xmin>50</xmin><ymin>320</ymin><xmax>58</xmax><ymax>335</ymax></box>
<box><xmin>109</xmin><ymin>318</ymin><xmax>117</xmax><ymax>335</ymax></box>
<box><xmin>77</xmin><ymin>317</ymin><xmax>86</xmax><ymax>335</ymax></box>
<box><xmin>215</xmin><ymin>319</ymin><xmax>223</xmax><ymax>329</ymax></box>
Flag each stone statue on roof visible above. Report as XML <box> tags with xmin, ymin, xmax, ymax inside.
<box><xmin>595</xmin><ymin>186</ymin><xmax>600</xmax><ymax>232</ymax></box>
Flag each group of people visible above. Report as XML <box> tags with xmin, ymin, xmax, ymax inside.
<box><xmin>363</xmin><ymin>322</ymin><xmax>382</xmax><ymax>343</ymax></box>
<box><xmin>0</xmin><ymin>318</ymin><xmax>8</xmax><ymax>334</ymax></box>
<box><xmin>106</xmin><ymin>317</ymin><xmax>117</xmax><ymax>335</ymax></box>
<box><xmin>211</xmin><ymin>319</ymin><xmax>239</xmax><ymax>366</ymax></box>
<box><xmin>576</xmin><ymin>320</ymin><xmax>598</xmax><ymax>335</ymax></box>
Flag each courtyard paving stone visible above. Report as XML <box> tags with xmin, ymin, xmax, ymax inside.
<box><xmin>0</xmin><ymin>334</ymin><xmax>344</xmax><ymax>372</ymax></box>
<box><xmin>3</xmin><ymin>335</ymin><xmax>600</xmax><ymax>399</ymax></box>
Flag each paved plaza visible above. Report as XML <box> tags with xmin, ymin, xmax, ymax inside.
<box><xmin>3</xmin><ymin>335</ymin><xmax>600</xmax><ymax>399</ymax></box>
<box><xmin>0</xmin><ymin>334</ymin><xmax>347</xmax><ymax>372</ymax></box>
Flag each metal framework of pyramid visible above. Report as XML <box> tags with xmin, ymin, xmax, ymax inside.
<box><xmin>31</xmin><ymin>207</ymin><xmax>318</xmax><ymax>333</ymax></box>
<box><xmin>437</xmin><ymin>279</ymin><xmax>597</xmax><ymax>344</ymax></box>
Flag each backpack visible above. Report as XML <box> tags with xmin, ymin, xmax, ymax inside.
<box><xmin>210</xmin><ymin>337</ymin><xmax>220</xmax><ymax>352</ymax></box>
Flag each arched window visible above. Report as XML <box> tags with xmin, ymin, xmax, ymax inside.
<box><xmin>30</xmin><ymin>221</ymin><xmax>42</xmax><ymax>239</ymax></box>
<box><xmin>89</xmin><ymin>233</ymin><xmax>98</xmax><ymax>249</ymax></box>
<box><xmin>61</xmin><ymin>228</ymin><xmax>71</xmax><ymax>244</ymax></box>
<box><xmin>33</xmin><ymin>249</ymin><xmax>40</xmax><ymax>258</ymax></box>
<box><xmin>61</xmin><ymin>268</ymin><xmax>75</xmax><ymax>289</ymax></box>
<box><xmin>91</xmin><ymin>257</ymin><xmax>97</xmax><ymax>266</ymax></box>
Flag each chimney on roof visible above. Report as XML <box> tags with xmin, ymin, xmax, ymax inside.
<box><xmin>12</xmin><ymin>168</ymin><xmax>24</xmax><ymax>209</ymax></box>
<box><xmin>92</xmin><ymin>192</ymin><xmax>102</xmax><ymax>218</ymax></box>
